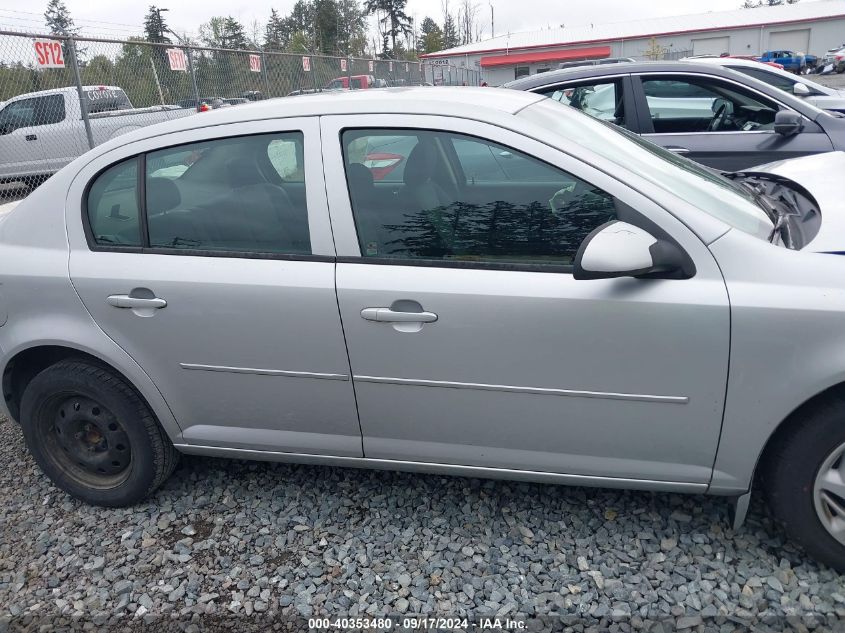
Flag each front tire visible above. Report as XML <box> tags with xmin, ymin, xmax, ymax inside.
<box><xmin>763</xmin><ymin>396</ymin><xmax>845</xmax><ymax>571</ymax></box>
<box><xmin>19</xmin><ymin>359</ymin><xmax>178</xmax><ymax>507</ymax></box>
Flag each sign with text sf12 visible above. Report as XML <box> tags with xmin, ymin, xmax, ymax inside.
<box><xmin>302</xmin><ymin>56</ymin><xmax>311</xmax><ymax>72</ymax></box>
<box><xmin>33</xmin><ymin>39</ymin><xmax>65</xmax><ymax>68</ymax></box>
<box><xmin>249</xmin><ymin>54</ymin><xmax>261</xmax><ymax>72</ymax></box>
<box><xmin>166</xmin><ymin>48</ymin><xmax>188</xmax><ymax>72</ymax></box>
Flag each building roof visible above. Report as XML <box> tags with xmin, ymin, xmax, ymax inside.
<box><xmin>421</xmin><ymin>0</ymin><xmax>845</xmax><ymax>59</ymax></box>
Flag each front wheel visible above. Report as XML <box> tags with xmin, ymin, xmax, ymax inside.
<box><xmin>19</xmin><ymin>359</ymin><xmax>178</xmax><ymax>507</ymax></box>
<box><xmin>764</xmin><ymin>397</ymin><xmax>845</xmax><ymax>571</ymax></box>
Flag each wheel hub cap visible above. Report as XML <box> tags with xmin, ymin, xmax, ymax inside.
<box><xmin>53</xmin><ymin>396</ymin><xmax>130</xmax><ymax>477</ymax></box>
<box><xmin>813</xmin><ymin>442</ymin><xmax>845</xmax><ymax>546</ymax></box>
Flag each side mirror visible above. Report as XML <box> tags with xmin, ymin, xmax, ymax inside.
<box><xmin>774</xmin><ymin>110</ymin><xmax>803</xmax><ymax>136</ymax></box>
<box><xmin>573</xmin><ymin>221</ymin><xmax>687</xmax><ymax>281</ymax></box>
<box><xmin>793</xmin><ymin>82</ymin><xmax>811</xmax><ymax>97</ymax></box>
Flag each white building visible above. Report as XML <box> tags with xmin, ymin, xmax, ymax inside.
<box><xmin>420</xmin><ymin>0</ymin><xmax>845</xmax><ymax>86</ymax></box>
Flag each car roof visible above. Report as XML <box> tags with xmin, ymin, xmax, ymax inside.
<box><xmin>89</xmin><ymin>87</ymin><xmax>546</xmax><ymax>150</ymax></box>
<box><xmin>504</xmin><ymin>61</ymin><xmax>750</xmax><ymax>89</ymax></box>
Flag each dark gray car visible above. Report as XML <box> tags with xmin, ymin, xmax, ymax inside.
<box><xmin>505</xmin><ymin>61</ymin><xmax>845</xmax><ymax>171</ymax></box>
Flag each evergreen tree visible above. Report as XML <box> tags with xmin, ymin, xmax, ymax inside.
<box><xmin>364</xmin><ymin>0</ymin><xmax>412</xmax><ymax>58</ymax></box>
<box><xmin>222</xmin><ymin>17</ymin><xmax>250</xmax><ymax>50</ymax></box>
<box><xmin>419</xmin><ymin>16</ymin><xmax>443</xmax><ymax>54</ymax></box>
<box><xmin>442</xmin><ymin>11</ymin><xmax>459</xmax><ymax>49</ymax></box>
<box><xmin>264</xmin><ymin>8</ymin><xmax>286</xmax><ymax>50</ymax></box>
<box><xmin>143</xmin><ymin>6</ymin><xmax>171</xmax><ymax>43</ymax></box>
<box><xmin>44</xmin><ymin>0</ymin><xmax>77</xmax><ymax>36</ymax></box>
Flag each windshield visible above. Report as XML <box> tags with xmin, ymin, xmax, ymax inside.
<box><xmin>519</xmin><ymin>98</ymin><xmax>773</xmax><ymax>239</ymax></box>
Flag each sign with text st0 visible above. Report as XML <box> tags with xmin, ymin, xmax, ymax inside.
<box><xmin>166</xmin><ymin>48</ymin><xmax>188</xmax><ymax>72</ymax></box>
<box><xmin>33</xmin><ymin>39</ymin><xmax>65</xmax><ymax>68</ymax></box>
<box><xmin>249</xmin><ymin>54</ymin><xmax>261</xmax><ymax>72</ymax></box>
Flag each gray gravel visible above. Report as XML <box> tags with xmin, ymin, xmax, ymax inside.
<box><xmin>2</xmin><ymin>415</ymin><xmax>845</xmax><ymax>632</ymax></box>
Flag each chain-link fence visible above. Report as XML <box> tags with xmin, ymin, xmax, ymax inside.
<box><xmin>0</xmin><ymin>30</ymin><xmax>484</xmax><ymax>201</ymax></box>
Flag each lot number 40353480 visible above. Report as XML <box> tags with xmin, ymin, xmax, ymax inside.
<box><xmin>33</xmin><ymin>39</ymin><xmax>65</xmax><ymax>68</ymax></box>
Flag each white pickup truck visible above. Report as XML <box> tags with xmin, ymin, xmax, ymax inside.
<box><xmin>0</xmin><ymin>85</ymin><xmax>193</xmax><ymax>186</ymax></box>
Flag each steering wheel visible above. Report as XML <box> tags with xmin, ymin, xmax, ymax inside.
<box><xmin>708</xmin><ymin>103</ymin><xmax>729</xmax><ymax>132</ymax></box>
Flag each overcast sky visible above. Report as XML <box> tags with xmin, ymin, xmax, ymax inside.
<box><xmin>0</xmin><ymin>0</ymin><xmax>806</xmax><ymax>43</ymax></box>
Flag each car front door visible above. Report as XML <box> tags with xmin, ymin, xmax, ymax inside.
<box><xmin>631</xmin><ymin>73</ymin><xmax>833</xmax><ymax>170</ymax></box>
<box><xmin>322</xmin><ymin>114</ymin><xmax>730</xmax><ymax>487</ymax></box>
<box><xmin>0</xmin><ymin>95</ymin><xmax>73</xmax><ymax>180</ymax></box>
<box><xmin>67</xmin><ymin>117</ymin><xmax>363</xmax><ymax>457</ymax></box>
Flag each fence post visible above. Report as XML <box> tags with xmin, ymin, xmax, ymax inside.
<box><xmin>346</xmin><ymin>55</ymin><xmax>352</xmax><ymax>88</ymax></box>
<box><xmin>67</xmin><ymin>36</ymin><xmax>94</xmax><ymax>150</ymax></box>
<box><xmin>261</xmin><ymin>52</ymin><xmax>271</xmax><ymax>98</ymax></box>
<box><xmin>186</xmin><ymin>46</ymin><xmax>201</xmax><ymax>111</ymax></box>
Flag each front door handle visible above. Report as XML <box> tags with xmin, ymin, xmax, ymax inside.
<box><xmin>107</xmin><ymin>295</ymin><xmax>167</xmax><ymax>309</ymax></box>
<box><xmin>25</xmin><ymin>134</ymin><xmax>37</xmax><ymax>141</ymax></box>
<box><xmin>361</xmin><ymin>307</ymin><xmax>438</xmax><ymax>323</ymax></box>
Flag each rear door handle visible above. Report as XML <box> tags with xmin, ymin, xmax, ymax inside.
<box><xmin>361</xmin><ymin>308</ymin><xmax>438</xmax><ymax>323</ymax></box>
<box><xmin>25</xmin><ymin>134</ymin><xmax>37</xmax><ymax>141</ymax></box>
<box><xmin>666</xmin><ymin>146</ymin><xmax>690</xmax><ymax>154</ymax></box>
<box><xmin>107</xmin><ymin>295</ymin><xmax>167</xmax><ymax>309</ymax></box>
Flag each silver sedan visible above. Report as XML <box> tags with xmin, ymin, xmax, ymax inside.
<box><xmin>3</xmin><ymin>87</ymin><xmax>845</xmax><ymax>570</ymax></box>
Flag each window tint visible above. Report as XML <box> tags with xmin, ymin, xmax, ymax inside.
<box><xmin>83</xmin><ymin>88</ymin><xmax>132</xmax><ymax>114</ymax></box>
<box><xmin>342</xmin><ymin>129</ymin><xmax>617</xmax><ymax>266</ymax></box>
<box><xmin>542</xmin><ymin>81</ymin><xmax>625</xmax><ymax>127</ymax></box>
<box><xmin>0</xmin><ymin>95</ymin><xmax>64</xmax><ymax>131</ymax></box>
<box><xmin>640</xmin><ymin>76</ymin><xmax>778</xmax><ymax>133</ymax></box>
<box><xmin>86</xmin><ymin>158</ymin><xmax>141</xmax><ymax>247</ymax></box>
<box><xmin>145</xmin><ymin>132</ymin><xmax>310</xmax><ymax>254</ymax></box>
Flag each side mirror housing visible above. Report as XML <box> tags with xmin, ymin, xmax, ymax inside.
<box><xmin>793</xmin><ymin>82</ymin><xmax>811</xmax><ymax>97</ymax></box>
<box><xmin>774</xmin><ymin>110</ymin><xmax>803</xmax><ymax>136</ymax></box>
<box><xmin>573</xmin><ymin>221</ymin><xmax>689</xmax><ymax>281</ymax></box>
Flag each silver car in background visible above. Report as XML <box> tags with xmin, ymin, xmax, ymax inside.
<box><xmin>4</xmin><ymin>87</ymin><xmax>845</xmax><ymax>570</ymax></box>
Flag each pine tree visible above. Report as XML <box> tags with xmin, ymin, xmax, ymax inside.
<box><xmin>143</xmin><ymin>6</ymin><xmax>171</xmax><ymax>44</ymax></box>
<box><xmin>419</xmin><ymin>16</ymin><xmax>443</xmax><ymax>54</ymax></box>
<box><xmin>44</xmin><ymin>0</ymin><xmax>77</xmax><ymax>36</ymax></box>
<box><xmin>264</xmin><ymin>8</ymin><xmax>286</xmax><ymax>50</ymax></box>
<box><xmin>222</xmin><ymin>17</ymin><xmax>250</xmax><ymax>50</ymax></box>
<box><xmin>364</xmin><ymin>0</ymin><xmax>412</xmax><ymax>58</ymax></box>
<box><xmin>442</xmin><ymin>11</ymin><xmax>459</xmax><ymax>49</ymax></box>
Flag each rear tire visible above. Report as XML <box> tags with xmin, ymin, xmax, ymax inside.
<box><xmin>763</xmin><ymin>396</ymin><xmax>845</xmax><ymax>572</ymax></box>
<box><xmin>19</xmin><ymin>359</ymin><xmax>178</xmax><ymax>507</ymax></box>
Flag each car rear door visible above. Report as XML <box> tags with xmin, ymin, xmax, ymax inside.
<box><xmin>66</xmin><ymin>117</ymin><xmax>363</xmax><ymax>457</ymax></box>
<box><xmin>322</xmin><ymin>113</ymin><xmax>730</xmax><ymax>487</ymax></box>
<box><xmin>631</xmin><ymin>72</ymin><xmax>833</xmax><ymax>170</ymax></box>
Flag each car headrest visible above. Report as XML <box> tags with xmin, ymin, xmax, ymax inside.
<box><xmin>346</xmin><ymin>163</ymin><xmax>374</xmax><ymax>190</ymax></box>
<box><xmin>404</xmin><ymin>142</ymin><xmax>436</xmax><ymax>188</ymax></box>
<box><xmin>146</xmin><ymin>177</ymin><xmax>181</xmax><ymax>214</ymax></box>
<box><xmin>227</xmin><ymin>159</ymin><xmax>265</xmax><ymax>188</ymax></box>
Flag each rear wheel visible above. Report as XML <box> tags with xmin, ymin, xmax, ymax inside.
<box><xmin>764</xmin><ymin>396</ymin><xmax>845</xmax><ymax>571</ymax></box>
<box><xmin>19</xmin><ymin>359</ymin><xmax>178</xmax><ymax>507</ymax></box>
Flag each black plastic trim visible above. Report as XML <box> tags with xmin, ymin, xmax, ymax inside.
<box><xmin>336</xmin><ymin>256</ymin><xmax>574</xmax><ymax>275</ymax></box>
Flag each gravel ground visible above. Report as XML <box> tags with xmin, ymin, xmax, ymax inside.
<box><xmin>2</xmin><ymin>417</ymin><xmax>845</xmax><ymax>632</ymax></box>
<box><xmin>814</xmin><ymin>72</ymin><xmax>845</xmax><ymax>91</ymax></box>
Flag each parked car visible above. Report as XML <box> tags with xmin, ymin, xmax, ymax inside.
<box><xmin>0</xmin><ymin>86</ymin><xmax>192</xmax><ymax>186</ymax></box>
<box><xmin>8</xmin><ymin>87</ymin><xmax>845</xmax><ymax>569</ymax></box>
<box><xmin>558</xmin><ymin>57</ymin><xmax>636</xmax><ymax>70</ymax></box>
<box><xmin>684</xmin><ymin>56</ymin><xmax>845</xmax><ymax>114</ymax></box>
<box><xmin>505</xmin><ymin>61</ymin><xmax>845</xmax><ymax>171</ymax></box>
<box><xmin>324</xmin><ymin>75</ymin><xmax>387</xmax><ymax>91</ymax></box>
<box><xmin>821</xmin><ymin>46</ymin><xmax>845</xmax><ymax>74</ymax></box>
<box><xmin>757</xmin><ymin>50</ymin><xmax>817</xmax><ymax>74</ymax></box>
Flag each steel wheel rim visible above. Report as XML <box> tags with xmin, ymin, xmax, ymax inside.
<box><xmin>42</xmin><ymin>393</ymin><xmax>132</xmax><ymax>489</ymax></box>
<box><xmin>813</xmin><ymin>440</ymin><xmax>845</xmax><ymax>546</ymax></box>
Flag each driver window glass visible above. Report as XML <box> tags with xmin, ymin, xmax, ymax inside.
<box><xmin>541</xmin><ymin>81</ymin><xmax>626</xmax><ymax>128</ymax></box>
<box><xmin>342</xmin><ymin>128</ymin><xmax>617</xmax><ymax>266</ymax></box>
<box><xmin>641</xmin><ymin>76</ymin><xmax>778</xmax><ymax>133</ymax></box>
<box><xmin>0</xmin><ymin>95</ymin><xmax>64</xmax><ymax>131</ymax></box>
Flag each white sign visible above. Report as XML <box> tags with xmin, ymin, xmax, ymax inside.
<box><xmin>166</xmin><ymin>48</ymin><xmax>187</xmax><ymax>72</ymax></box>
<box><xmin>430</xmin><ymin>58</ymin><xmax>450</xmax><ymax>65</ymax></box>
<box><xmin>368</xmin><ymin>60</ymin><xmax>374</xmax><ymax>72</ymax></box>
<box><xmin>302</xmin><ymin>56</ymin><xmax>311</xmax><ymax>72</ymax></box>
<box><xmin>33</xmin><ymin>39</ymin><xmax>65</xmax><ymax>68</ymax></box>
<box><xmin>404</xmin><ymin>63</ymin><xmax>409</xmax><ymax>73</ymax></box>
<box><xmin>340</xmin><ymin>58</ymin><xmax>348</xmax><ymax>72</ymax></box>
<box><xmin>249</xmin><ymin>54</ymin><xmax>261</xmax><ymax>72</ymax></box>
<box><xmin>388</xmin><ymin>61</ymin><xmax>393</xmax><ymax>72</ymax></box>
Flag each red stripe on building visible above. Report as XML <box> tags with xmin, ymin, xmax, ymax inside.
<box><xmin>479</xmin><ymin>46</ymin><xmax>612</xmax><ymax>68</ymax></box>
